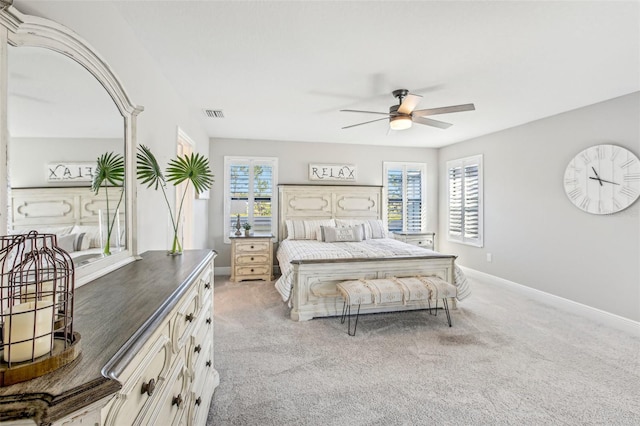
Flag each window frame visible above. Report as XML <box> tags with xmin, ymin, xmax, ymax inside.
<box><xmin>383</xmin><ymin>161</ymin><xmax>427</xmax><ymax>233</ymax></box>
<box><xmin>223</xmin><ymin>156</ymin><xmax>278</xmax><ymax>244</ymax></box>
<box><xmin>446</xmin><ymin>154</ymin><xmax>483</xmax><ymax>247</ymax></box>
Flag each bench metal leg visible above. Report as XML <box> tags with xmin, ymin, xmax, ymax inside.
<box><xmin>442</xmin><ymin>298</ymin><xmax>452</xmax><ymax>327</ymax></box>
<box><xmin>341</xmin><ymin>303</ymin><xmax>361</xmax><ymax>336</ymax></box>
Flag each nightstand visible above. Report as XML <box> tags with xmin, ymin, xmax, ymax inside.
<box><xmin>393</xmin><ymin>232</ymin><xmax>435</xmax><ymax>250</ymax></box>
<box><xmin>230</xmin><ymin>233</ymin><xmax>274</xmax><ymax>282</ymax></box>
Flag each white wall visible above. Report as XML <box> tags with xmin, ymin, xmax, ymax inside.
<box><xmin>15</xmin><ymin>1</ymin><xmax>211</xmax><ymax>252</ymax></box>
<box><xmin>438</xmin><ymin>92</ymin><xmax>640</xmax><ymax>322</ymax></box>
<box><xmin>209</xmin><ymin>138</ymin><xmax>439</xmax><ymax>267</ymax></box>
<box><xmin>10</xmin><ymin>137</ymin><xmax>121</xmax><ymax>187</ymax></box>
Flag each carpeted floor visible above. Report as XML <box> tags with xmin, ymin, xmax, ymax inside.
<box><xmin>207</xmin><ymin>275</ymin><xmax>640</xmax><ymax>425</ymax></box>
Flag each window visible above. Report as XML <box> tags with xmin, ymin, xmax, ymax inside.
<box><xmin>446</xmin><ymin>155</ymin><xmax>483</xmax><ymax>247</ymax></box>
<box><xmin>224</xmin><ymin>156</ymin><xmax>278</xmax><ymax>243</ymax></box>
<box><xmin>383</xmin><ymin>162</ymin><xmax>426</xmax><ymax>233</ymax></box>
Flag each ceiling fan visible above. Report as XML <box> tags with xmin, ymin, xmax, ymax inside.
<box><xmin>341</xmin><ymin>89</ymin><xmax>475</xmax><ymax>131</ymax></box>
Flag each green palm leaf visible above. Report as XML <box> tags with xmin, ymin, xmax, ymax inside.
<box><xmin>136</xmin><ymin>144</ymin><xmax>166</xmax><ymax>190</ymax></box>
<box><xmin>92</xmin><ymin>152</ymin><xmax>124</xmax><ymax>194</ymax></box>
<box><xmin>166</xmin><ymin>152</ymin><xmax>214</xmax><ymax>194</ymax></box>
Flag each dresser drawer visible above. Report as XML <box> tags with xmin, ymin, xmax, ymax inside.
<box><xmin>171</xmin><ymin>287</ymin><xmax>199</xmax><ymax>353</ymax></box>
<box><xmin>189</xmin><ymin>343</ymin><xmax>216</xmax><ymax>426</ymax></box>
<box><xmin>236</xmin><ymin>253</ymin><xmax>269</xmax><ymax>265</ymax></box>
<box><xmin>234</xmin><ymin>240</ymin><xmax>270</xmax><ymax>253</ymax></box>
<box><xmin>187</xmin><ymin>300</ymin><xmax>213</xmax><ymax>373</ymax></box>
<box><xmin>197</xmin><ymin>264</ymin><xmax>213</xmax><ymax>309</ymax></box>
<box><xmin>103</xmin><ymin>333</ymin><xmax>172</xmax><ymax>426</ymax></box>
<box><xmin>142</xmin><ymin>356</ymin><xmax>189</xmax><ymax>426</ymax></box>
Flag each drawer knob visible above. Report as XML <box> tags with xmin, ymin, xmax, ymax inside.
<box><xmin>172</xmin><ymin>394</ymin><xmax>183</xmax><ymax>407</ymax></box>
<box><xmin>194</xmin><ymin>344</ymin><xmax>202</xmax><ymax>353</ymax></box>
<box><xmin>141</xmin><ymin>378</ymin><xmax>156</xmax><ymax>396</ymax></box>
<box><xmin>250</xmin><ymin>269</ymin><xmax>254</xmax><ymax>272</ymax></box>
<box><xmin>185</xmin><ymin>313</ymin><xmax>195</xmax><ymax>322</ymax></box>
<box><xmin>195</xmin><ymin>397</ymin><xmax>202</xmax><ymax>406</ymax></box>
<box><xmin>250</xmin><ymin>245</ymin><xmax>254</xmax><ymax>249</ymax></box>
<box><xmin>250</xmin><ymin>257</ymin><xmax>254</xmax><ymax>261</ymax></box>
<box><xmin>204</xmin><ymin>282</ymin><xmax>211</xmax><ymax>289</ymax></box>
<box><xmin>206</xmin><ymin>317</ymin><xmax>212</xmax><ymax>324</ymax></box>
<box><xmin>206</xmin><ymin>360</ymin><xmax>212</xmax><ymax>367</ymax></box>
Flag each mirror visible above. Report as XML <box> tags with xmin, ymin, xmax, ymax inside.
<box><xmin>0</xmin><ymin>5</ymin><xmax>142</xmax><ymax>286</ymax></box>
<box><xmin>8</xmin><ymin>45</ymin><xmax>126</xmax><ymax>268</ymax></box>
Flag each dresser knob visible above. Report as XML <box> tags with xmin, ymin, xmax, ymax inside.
<box><xmin>250</xmin><ymin>245</ymin><xmax>254</xmax><ymax>249</ymax></box>
<box><xmin>206</xmin><ymin>360</ymin><xmax>212</xmax><ymax>367</ymax></box>
<box><xmin>194</xmin><ymin>344</ymin><xmax>202</xmax><ymax>353</ymax></box>
<box><xmin>185</xmin><ymin>313</ymin><xmax>194</xmax><ymax>322</ymax></box>
<box><xmin>195</xmin><ymin>397</ymin><xmax>202</xmax><ymax>406</ymax></box>
<box><xmin>250</xmin><ymin>269</ymin><xmax>254</xmax><ymax>272</ymax></box>
<box><xmin>172</xmin><ymin>394</ymin><xmax>183</xmax><ymax>407</ymax></box>
<box><xmin>204</xmin><ymin>282</ymin><xmax>211</xmax><ymax>289</ymax></box>
<box><xmin>250</xmin><ymin>257</ymin><xmax>254</xmax><ymax>261</ymax></box>
<box><xmin>206</xmin><ymin>317</ymin><xmax>212</xmax><ymax>324</ymax></box>
<box><xmin>141</xmin><ymin>378</ymin><xmax>156</xmax><ymax>396</ymax></box>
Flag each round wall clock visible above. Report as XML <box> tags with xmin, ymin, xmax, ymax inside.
<box><xmin>564</xmin><ymin>144</ymin><xmax>640</xmax><ymax>214</ymax></box>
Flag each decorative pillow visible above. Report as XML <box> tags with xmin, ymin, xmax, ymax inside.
<box><xmin>71</xmin><ymin>225</ymin><xmax>102</xmax><ymax>248</ymax></box>
<box><xmin>335</xmin><ymin>219</ymin><xmax>388</xmax><ymax>239</ymax></box>
<box><xmin>285</xmin><ymin>219</ymin><xmax>335</xmax><ymax>240</ymax></box>
<box><xmin>57</xmin><ymin>233</ymin><xmax>77</xmax><ymax>253</ymax></box>
<box><xmin>318</xmin><ymin>225</ymin><xmax>364</xmax><ymax>243</ymax></box>
<box><xmin>74</xmin><ymin>232</ymin><xmax>91</xmax><ymax>251</ymax></box>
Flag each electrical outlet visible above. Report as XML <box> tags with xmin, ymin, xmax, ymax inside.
<box><xmin>486</xmin><ymin>253</ymin><xmax>492</xmax><ymax>262</ymax></box>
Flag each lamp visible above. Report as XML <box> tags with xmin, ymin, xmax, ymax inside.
<box><xmin>230</xmin><ymin>200</ymin><xmax>247</xmax><ymax>236</ymax></box>
<box><xmin>389</xmin><ymin>115</ymin><xmax>412</xmax><ymax>130</ymax></box>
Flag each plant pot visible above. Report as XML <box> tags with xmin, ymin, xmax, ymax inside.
<box><xmin>244</xmin><ymin>230</ymin><xmax>251</xmax><ymax>237</ymax></box>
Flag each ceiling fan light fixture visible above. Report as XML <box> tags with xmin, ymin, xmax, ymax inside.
<box><xmin>389</xmin><ymin>115</ymin><xmax>412</xmax><ymax>130</ymax></box>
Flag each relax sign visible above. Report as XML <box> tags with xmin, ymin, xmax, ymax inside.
<box><xmin>47</xmin><ymin>162</ymin><xmax>95</xmax><ymax>182</ymax></box>
<box><xmin>308</xmin><ymin>164</ymin><xmax>357</xmax><ymax>181</ymax></box>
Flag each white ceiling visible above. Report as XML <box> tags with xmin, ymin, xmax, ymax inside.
<box><xmin>13</xmin><ymin>1</ymin><xmax>640</xmax><ymax>148</ymax></box>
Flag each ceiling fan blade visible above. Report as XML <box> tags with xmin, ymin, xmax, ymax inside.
<box><xmin>340</xmin><ymin>109</ymin><xmax>393</xmax><ymax>116</ymax></box>
<box><xmin>412</xmin><ymin>103</ymin><xmax>475</xmax><ymax>117</ymax></box>
<box><xmin>412</xmin><ymin>116</ymin><xmax>453</xmax><ymax>129</ymax></box>
<box><xmin>397</xmin><ymin>93</ymin><xmax>422</xmax><ymax>114</ymax></box>
<box><xmin>342</xmin><ymin>116</ymin><xmax>390</xmax><ymax>129</ymax></box>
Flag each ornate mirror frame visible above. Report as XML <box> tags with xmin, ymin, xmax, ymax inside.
<box><xmin>0</xmin><ymin>5</ymin><xmax>143</xmax><ymax>285</ymax></box>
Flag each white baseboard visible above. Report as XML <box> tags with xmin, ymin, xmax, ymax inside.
<box><xmin>460</xmin><ymin>266</ymin><xmax>640</xmax><ymax>336</ymax></box>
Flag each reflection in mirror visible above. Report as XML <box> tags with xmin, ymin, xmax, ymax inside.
<box><xmin>7</xmin><ymin>45</ymin><xmax>126</xmax><ymax>268</ymax></box>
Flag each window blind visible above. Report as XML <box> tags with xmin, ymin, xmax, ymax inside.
<box><xmin>384</xmin><ymin>163</ymin><xmax>426</xmax><ymax>233</ymax></box>
<box><xmin>447</xmin><ymin>155</ymin><xmax>483</xmax><ymax>246</ymax></box>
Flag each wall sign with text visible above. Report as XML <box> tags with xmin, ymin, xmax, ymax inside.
<box><xmin>47</xmin><ymin>162</ymin><xmax>95</xmax><ymax>183</ymax></box>
<box><xmin>308</xmin><ymin>164</ymin><xmax>357</xmax><ymax>181</ymax></box>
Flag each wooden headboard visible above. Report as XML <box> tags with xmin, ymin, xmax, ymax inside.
<box><xmin>10</xmin><ymin>187</ymin><xmax>124</xmax><ymax>231</ymax></box>
<box><xmin>278</xmin><ymin>185</ymin><xmax>383</xmax><ymax>241</ymax></box>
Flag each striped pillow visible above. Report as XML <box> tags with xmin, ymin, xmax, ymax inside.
<box><xmin>335</xmin><ymin>219</ymin><xmax>388</xmax><ymax>239</ymax></box>
<box><xmin>286</xmin><ymin>219</ymin><xmax>335</xmax><ymax>240</ymax></box>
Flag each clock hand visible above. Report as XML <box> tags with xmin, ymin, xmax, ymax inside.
<box><xmin>589</xmin><ymin>177</ymin><xmax>619</xmax><ymax>185</ymax></box>
<box><xmin>591</xmin><ymin>167</ymin><xmax>603</xmax><ymax>186</ymax></box>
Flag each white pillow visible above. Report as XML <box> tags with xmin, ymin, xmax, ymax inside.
<box><xmin>57</xmin><ymin>233</ymin><xmax>77</xmax><ymax>253</ymax></box>
<box><xmin>71</xmin><ymin>225</ymin><xmax>101</xmax><ymax>248</ymax></box>
<box><xmin>335</xmin><ymin>219</ymin><xmax>388</xmax><ymax>239</ymax></box>
<box><xmin>286</xmin><ymin>219</ymin><xmax>335</xmax><ymax>240</ymax></box>
<box><xmin>318</xmin><ymin>225</ymin><xmax>364</xmax><ymax>243</ymax></box>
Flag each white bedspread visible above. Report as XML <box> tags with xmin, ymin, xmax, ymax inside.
<box><xmin>275</xmin><ymin>238</ymin><xmax>470</xmax><ymax>303</ymax></box>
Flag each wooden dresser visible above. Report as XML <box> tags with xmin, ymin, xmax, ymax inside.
<box><xmin>0</xmin><ymin>250</ymin><xmax>218</xmax><ymax>426</ymax></box>
<box><xmin>230</xmin><ymin>234</ymin><xmax>273</xmax><ymax>282</ymax></box>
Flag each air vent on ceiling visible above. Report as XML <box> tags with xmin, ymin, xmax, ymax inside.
<box><xmin>203</xmin><ymin>109</ymin><xmax>224</xmax><ymax>118</ymax></box>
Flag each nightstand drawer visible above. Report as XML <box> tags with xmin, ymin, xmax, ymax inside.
<box><xmin>236</xmin><ymin>254</ymin><xmax>269</xmax><ymax>265</ymax></box>
<box><xmin>235</xmin><ymin>241</ymin><xmax>270</xmax><ymax>253</ymax></box>
<box><xmin>235</xmin><ymin>265</ymin><xmax>270</xmax><ymax>277</ymax></box>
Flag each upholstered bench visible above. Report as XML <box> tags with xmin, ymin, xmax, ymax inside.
<box><xmin>336</xmin><ymin>276</ymin><xmax>457</xmax><ymax>336</ymax></box>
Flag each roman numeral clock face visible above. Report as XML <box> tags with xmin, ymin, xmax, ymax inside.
<box><xmin>564</xmin><ymin>144</ymin><xmax>640</xmax><ymax>214</ymax></box>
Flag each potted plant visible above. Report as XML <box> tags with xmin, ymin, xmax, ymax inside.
<box><xmin>136</xmin><ymin>145</ymin><xmax>214</xmax><ymax>255</ymax></box>
<box><xmin>242</xmin><ymin>222</ymin><xmax>252</xmax><ymax>237</ymax></box>
<box><xmin>92</xmin><ymin>152</ymin><xmax>125</xmax><ymax>255</ymax></box>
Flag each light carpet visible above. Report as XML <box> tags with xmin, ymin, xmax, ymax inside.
<box><xmin>207</xmin><ymin>275</ymin><xmax>640</xmax><ymax>425</ymax></box>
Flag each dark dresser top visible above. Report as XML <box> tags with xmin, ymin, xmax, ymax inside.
<box><xmin>0</xmin><ymin>249</ymin><xmax>216</xmax><ymax>423</ymax></box>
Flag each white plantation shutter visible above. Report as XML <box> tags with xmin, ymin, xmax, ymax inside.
<box><xmin>225</xmin><ymin>157</ymin><xmax>278</xmax><ymax>242</ymax></box>
<box><xmin>447</xmin><ymin>155</ymin><xmax>483</xmax><ymax>246</ymax></box>
<box><xmin>384</xmin><ymin>163</ymin><xmax>426</xmax><ymax>233</ymax></box>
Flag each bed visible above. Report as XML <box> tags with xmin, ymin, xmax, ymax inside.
<box><xmin>275</xmin><ymin>184</ymin><xmax>469</xmax><ymax>321</ymax></box>
<box><xmin>9</xmin><ymin>187</ymin><xmax>125</xmax><ymax>265</ymax></box>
